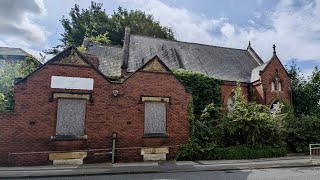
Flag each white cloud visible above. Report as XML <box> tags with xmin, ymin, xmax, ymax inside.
<box><xmin>118</xmin><ymin>0</ymin><xmax>226</xmax><ymax>45</ymax></box>
<box><xmin>221</xmin><ymin>23</ymin><xmax>235</xmax><ymax>38</ymax></box>
<box><xmin>0</xmin><ymin>0</ymin><xmax>48</xmax><ymax>58</ymax></box>
<box><xmin>118</xmin><ymin>0</ymin><xmax>320</xmax><ymax>64</ymax></box>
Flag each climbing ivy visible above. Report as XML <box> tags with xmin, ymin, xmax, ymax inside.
<box><xmin>173</xmin><ymin>69</ymin><xmax>222</xmax><ymax>118</ymax></box>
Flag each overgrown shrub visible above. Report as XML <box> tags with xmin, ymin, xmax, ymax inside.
<box><xmin>173</xmin><ymin>69</ymin><xmax>221</xmax><ymax>118</ymax></box>
<box><xmin>222</xmin><ymin>83</ymin><xmax>286</xmax><ymax>148</ymax></box>
<box><xmin>177</xmin><ymin>82</ymin><xmax>287</xmax><ymax>160</ymax></box>
<box><xmin>286</xmin><ymin>114</ymin><xmax>320</xmax><ymax>153</ymax></box>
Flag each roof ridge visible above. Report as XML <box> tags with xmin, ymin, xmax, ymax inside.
<box><xmin>131</xmin><ymin>34</ymin><xmax>248</xmax><ymax>51</ymax></box>
<box><xmin>87</xmin><ymin>44</ymin><xmax>122</xmax><ymax>49</ymax></box>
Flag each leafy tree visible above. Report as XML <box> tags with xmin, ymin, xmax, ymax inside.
<box><xmin>0</xmin><ymin>57</ymin><xmax>39</xmax><ymax>111</ymax></box>
<box><xmin>46</xmin><ymin>2</ymin><xmax>174</xmax><ymax>54</ymax></box>
<box><xmin>286</xmin><ymin>114</ymin><xmax>320</xmax><ymax>152</ymax></box>
<box><xmin>287</xmin><ymin>62</ymin><xmax>320</xmax><ymax>116</ymax></box>
<box><xmin>107</xmin><ymin>7</ymin><xmax>174</xmax><ymax>45</ymax></box>
<box><xmin>308</xmin><ymin>66</ymin><xmax>320</xmax><ymax>115</ymax></box>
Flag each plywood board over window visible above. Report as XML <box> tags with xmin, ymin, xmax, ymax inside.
<box><xmin>144</xmin><ymin>102</ymin><xmax>166</xmax><ymax>135</ymax></box>
<box><xmin>56</xmin><ymin>99</ymin><xmax>86</xmax><ymax>136</ymax></box>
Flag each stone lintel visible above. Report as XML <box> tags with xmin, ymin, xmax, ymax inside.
<box><xmin>53</xmin><ymin>93</ymin><xmax>90</xmax><ymax>100</ymax></box>
<box><xmin>141</xmin><ymin>97</ymin><xmax>170</xmax><ymax>102</ymax></box>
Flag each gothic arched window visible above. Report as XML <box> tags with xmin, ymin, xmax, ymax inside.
<box><xmin>278</xmin><ymin>81</ymin><xmax>282</xmax><ymax>91</ymax></box>
<box><xmin>227</xmin><ymin>93</ymin><xmax>235</xmax><ymax>113</ymax></box>
<box><xmin>271</xmin><ymin>81</ymin><xmax>276</xmax><ymax>91</ymax></box>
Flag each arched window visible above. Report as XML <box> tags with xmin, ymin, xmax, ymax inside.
<box><xmin>227</xmin><ymin>93</ymin><xmax>235</xmax><ymax>113</ymax></box>
<box><xmin>278</xmin><ymin>81</ymin><xmax>282</xmax><ymax>91</ymax></box>
<box><xmin>271</xmin><ymin>81</ymin><xmax>276</xmax><ymax>91</ymax></box>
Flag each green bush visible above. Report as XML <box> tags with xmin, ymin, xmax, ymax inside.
<box><xmin>173</xmin><ymin>69</ymin><xmax>221</xmax><ymax>118</ymax></box>
<box><xmin>223</xmin><ymin>83</ymin><xmax>286</xmax><ymax>147</ymax></box>
<box><xmin>177</xmin><ymin>82</ymin><xmax>288</xmax><ymax>161</ymax></box>
<box><xmin>286</xmin><ymin>114</ymin><xmax>320</xmax><ymax>153</ymax></box>
<box><xmin>176</xmin><ymin>145</ymin><xmax>286</xmax><ymax>161</ymax></box>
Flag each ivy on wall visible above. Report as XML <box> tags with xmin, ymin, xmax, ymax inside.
<box><xmin>173</xmin><ymin>69</ymin><xmax>222</xmax><ymax>118</ymax></box>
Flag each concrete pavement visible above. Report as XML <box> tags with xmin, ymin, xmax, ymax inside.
<box><xmin>30</xmin><ymin>166</ymin><xmax>320</xmax><ymax>180</ymax></box>
<box><xmin>0</xmin><ymin>156</ymin><xmax>319</xmax><ymax>179</ymax></box>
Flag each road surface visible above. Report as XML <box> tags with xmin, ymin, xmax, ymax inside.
<box><xmin>14</xmin><ymin>166</ymin><xmax>320</xmax><ymax>180</ymax></box>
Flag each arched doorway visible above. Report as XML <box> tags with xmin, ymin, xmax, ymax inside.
<box><xmin>269</xmin><ymin>99</ymin><xmax>282</xmax><ymax>113</ymax></box>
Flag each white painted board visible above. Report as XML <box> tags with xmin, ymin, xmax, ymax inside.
<box><xmin>51</xmin><ymin>76</ymin><xmax>94</xmax><ymax>90</ymax></box>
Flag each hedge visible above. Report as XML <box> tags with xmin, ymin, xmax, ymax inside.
<box><xmin>176</xmin><ymin>145</ymin><xmax>287</xmax><ymax>161</ymax></box>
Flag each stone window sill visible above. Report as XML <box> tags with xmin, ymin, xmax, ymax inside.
<box><xmin>143</xmin><ymin>133</ymin><xmax>168</xmax><ymax>138</ymax></box>
<box><xmin>50</xmin><ymin>135</ymin><xmax>88</xmax><ymax>141</ymax></box>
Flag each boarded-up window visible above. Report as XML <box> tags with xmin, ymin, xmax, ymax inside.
<box><xmin>56</xmin><ymin>99</ymin><xmax>86</xmax><ymax>136</ymax></box>
<box><xmin>144</xmin><ymin>102</ymin><xmax>166</xmax><ymax>134</ymax></box>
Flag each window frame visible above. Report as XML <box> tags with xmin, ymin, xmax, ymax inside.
<box><xmin>53</xmin><ymin>98</ymin><xmax>87</xmax><ymax>140</ymax></box>
<box><xmin>142</xmin><ymin>97</ymin><xmax>169</xmax><ymax>138</ymax></box>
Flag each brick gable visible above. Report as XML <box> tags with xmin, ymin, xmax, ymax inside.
<box><xmin>0</xmin><ymin>49</ymin><xmax>191</xmax><ymax>166</ymax></box>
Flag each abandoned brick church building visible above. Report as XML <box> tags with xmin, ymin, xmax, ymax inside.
<box><xmin>0</xmin><ymin>28</ymin><xmax>291</xmax><ymax>166</ymax></box>
<box><xmin>86</xmin><ymin>28</ymin><xmax>291</xmax><ymax>112</ymax></box>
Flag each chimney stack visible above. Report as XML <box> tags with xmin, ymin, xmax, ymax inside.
<box><xmin>121</xmin><ymin>27</ymin><xmax>131</xmax><ymax>77</ymax></box>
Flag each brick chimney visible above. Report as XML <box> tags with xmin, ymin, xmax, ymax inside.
<box><xmin>121</xmin><ymin>27</ymin><xmax>131</xmax><ymax>77</ymax></box>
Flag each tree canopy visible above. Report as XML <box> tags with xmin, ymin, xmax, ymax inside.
<box><xmin>46</xmin><ymin>2</ymin><xmax>175</xmax><ymax>54</ymax></box>
<box><xmin>0</xmin><ymin>56</ymin><xmax>39</xmax><ymax>111</ymax></box>
<box><xmin>287</xmin><ymin>63</ymin><xmax>320</xmax><ymax>116</ymax></box>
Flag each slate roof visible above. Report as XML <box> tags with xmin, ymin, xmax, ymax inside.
<box><xmin>250</xmin><ymin>62</ymin><xmax>269</xmax><ymax>82</ymax></box>
<box><xmin>127</xmin><ymin>35</ymin><xmax>262</xmax><ymax>82</ymax></box>
<box><xmin>86</xmin><ymin>45</ymin><xmax>122</xmax><ymax>76</ymax></box>
<box><xmin>0</xmin><ymin>47</ymin><xmax>28</xmax><ymax>56</ymax></box>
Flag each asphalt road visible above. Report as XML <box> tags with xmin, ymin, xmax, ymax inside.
<box><xmin>16</xmin><ymin>166</ymin><xmax>320</xmax><ymax>180</ymax></box>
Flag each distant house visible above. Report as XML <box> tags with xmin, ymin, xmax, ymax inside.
<box><xmin>0</xmin><ymin>47</ymin><xmax>29</xmax><ymax>69</ymax></box>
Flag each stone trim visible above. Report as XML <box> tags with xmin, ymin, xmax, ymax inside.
<box><xmin>49</xmin><ymin>92</ymin><xmax>94</xmax><ymax>103</ymax></box>
<box><xmin>53</xmin><ymin>93</ymin><xmax>90</xmax><ymax>100</ymax></box>
<box><xmin>141</xmin><ymin>96</ymin><xmax>170</xmax><ymax>102</ymax></box>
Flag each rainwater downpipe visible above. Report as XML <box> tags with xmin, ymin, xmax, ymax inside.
<box><xmin>112</xmin><ymin>132</ymin><xmax>117</xmax><ymax>164</ymax></box>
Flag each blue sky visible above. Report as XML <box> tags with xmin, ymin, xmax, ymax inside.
<box><xmin>0</xmin><ymin>0</ymin><xmax>319</xmax><ymax>77</ymax></box>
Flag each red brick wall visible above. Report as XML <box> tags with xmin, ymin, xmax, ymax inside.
<box><xmin>260</xmin><ymin>56</ymin><xmax>292</xmax><ymax>106</ymax></box>
<box><xmin>0</xmin><ymin>63</ymin><xmax>191</xmax><ymax>166</ymax></box>
<box><xmin>221</xmin><ymin>56</ymin><xmax>291</xmax><ymax>108</ymax></box>
<box><xmin>252</xmin><ymin>83</ymin><xmax>265</xmax><ymax>104</ymax></box>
